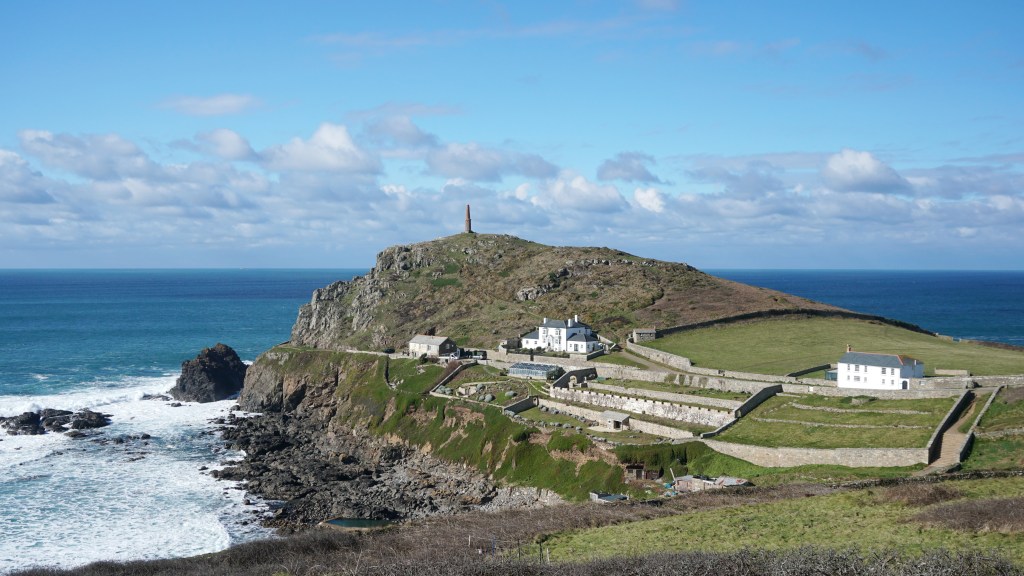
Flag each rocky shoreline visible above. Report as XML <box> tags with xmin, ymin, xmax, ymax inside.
<box><xmin>210</xmin><ymin>409</ymin><xmax>561</xmax><ymax>532</ymax></box>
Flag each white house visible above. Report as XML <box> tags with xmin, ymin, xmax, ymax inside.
<box><xmin>408</xmin><ymin>335</ymin><xmax>458</xmax><ymax>357</ymax></box>
<box><xmin>520</xmin><ymin>315</ymin><xmax>602</xmax><ymax>354</ymax></box>
<box><xmin>836</xmin><ymin>348</ymin><xmax>924</xmax><ymax>390</ymax></box>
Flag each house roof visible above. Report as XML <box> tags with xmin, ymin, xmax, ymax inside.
<box><xmin>541</xmin><ymin>318</ymin><xmax>567</xmax><ymax>329</ymax></box>
<box><xmin>409</xmin><ymin>335</ymin><xmax>452</xmax><ymax>346</ymax></box>
<box><xmin>633</xmin><ymin>328</ymin><xmax>656</xmax><ymax>333</ymax></box>
<box><xmin>839</xmin><ymin>351</ymin><xmax>920</xmax><ymax>368</ymax></box>
<box><xmin>600</xmin><ymin>410</ymin><xmax>630</xmax><ymax>422</ymax></box>
<box><xmin>522</xmin><ymin>330</ymin><xmax>539</xmax><ymax>340</ymax></box>
<box><xmin>567</xmin><ymin>332</ymin><xmax>599</xmax><ymax>342</ymax></box>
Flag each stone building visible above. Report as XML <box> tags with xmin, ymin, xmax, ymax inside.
<box><xmin>408</xmin><ymin>335</ymin><xmax>458</xmax><ymax>357</ymax></box>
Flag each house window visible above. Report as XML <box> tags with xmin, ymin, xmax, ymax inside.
<box><xmin>855</xmin><ymin>365</ymin><xmax>860</xmax><ymax>372</ymax></box>
<box><xmin>854</xmin><ymin>375</ymin><xmax>861</xmax><ymax>382</ymax></box>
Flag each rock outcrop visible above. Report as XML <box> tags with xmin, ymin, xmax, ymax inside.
<box><xmin>170</xmin><ymin>343</ymin><xmax>247</xmax><ymax>403</ymax></box>
<box><xmin>1</xmin><ymin>408</ymin><xmax>111</xmax><ymax>435</ymax></box>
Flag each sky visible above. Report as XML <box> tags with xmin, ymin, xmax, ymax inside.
<box><xmin>1</xmin><ymin>1</ymin><xmax>1021</xmax><ymax>269</ymax></box>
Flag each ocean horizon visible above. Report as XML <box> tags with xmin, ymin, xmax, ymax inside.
<box><xmin>1</xmin><ymin>267</ymin><xmax>1022</xmax><ymax>573</ymax></box>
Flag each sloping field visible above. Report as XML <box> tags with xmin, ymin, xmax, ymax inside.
<box><xmin>715</xmin><ymin>394</ymin><xmax>954</xmax><ymax>448</ymax></box>
<box><xmin>963</xmin><ymin>386</ymin><xmax>1024</xmax><ymax>471</ymax></box>
<box><xmin>646</xmin><ymin>316</ymin><xmax>1024</xmax><ymax>376</ymax></box>
<box><xmin>543</xmin><ymin>476</ymin><xmax>1024</xmax><ymax>565</ymax></box>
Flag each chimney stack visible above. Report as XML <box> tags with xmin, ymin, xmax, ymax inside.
<box><xmin>847</xmin><ymin>344</ymin><xmax>853</xmax><ymax>352</ymax></box>
<box><xmin>465</xmin><ymin>204</ymin><xmax>472</xmax><ymax>233</ymax></box>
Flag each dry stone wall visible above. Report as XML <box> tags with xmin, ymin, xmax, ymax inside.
<box><xmin>550</xmin><ymin>387</ymin><xmax>732</xmax><ymax>427</ymax></box>
<box><xmin>538</xmin><ymin>399</ymin><xmax>693</xmax><ymax>439</ymax></box>
<box><xmin>701</xmin><ymin>439</ymin><xmax>930</xmax><ymax>467</ymax></box>
<box><xmin>585</xmin><ymin>382</ymin><xmax>742</xmax><ymax>410</ymax></box>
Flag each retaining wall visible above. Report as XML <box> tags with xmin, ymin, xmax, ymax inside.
<box><xmin>734</xmin><ymin>385</ymin><xmax>783</xmax><ymax>418</ymax></box>
<box><xmin>700</xmin><ymin>439</ymin><xmax>930</xmax><ymax>468</ymax></box>
<box><xmin>549</xmin><ymin>387</ymin><xmax>732</xmax><ymax>428</ymax></box>
<box><xmin>585</xmin><ymin>382</ymin><xmax>742</xmax><ymax>410</ymax></box>
<box><xmin>537</xmin><ymin>399</ymin><xmax>693</xmax><ymax>440</ymax></box>
<box><xmin>780</xmin><ymin>383</ymin><xmax>966</xmax><ymax>399</ymax></box>
<box><xmin>956</xmin><ymin>385</ymin><xmax>1005</xmax><ymax>463</ymax></box>
<box><xmin>502</xmin><ymin>396</ymin><xmax>539</xmax><ymax>416</ymax></box>
<box><xmin>926</xmin><ymin>390</ymin><xmax>973</xmax><ymax>463</ymax></box>
<box><xmin>623</xmin><ymin>342</ymin><xmax>692</xmax><ymax>371</ymax></box>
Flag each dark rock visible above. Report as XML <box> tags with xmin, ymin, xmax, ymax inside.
<box><xmin>169</xmin><ymin>343</ymin><xmax>248</xmax><ymax>403</ymax></box>
<box><xmin>65</xmin><ymin>430</ymin><xmax>86</xmax><ymax>439</ymax></box>
<box><xmin>71</xmin><ymin>409</ymin><xmax>111</xmax><ymax>430</ymax></box>
<box><xmin>1</xmin><ymin>412</ymin><xmax>43</xmax><ymax>435</ymax></box>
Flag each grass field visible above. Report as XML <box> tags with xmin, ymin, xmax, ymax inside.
<box><xmin>591</xmin><ymin>353</ymin><xmax>647</xmax><ymax>369</ymax></box>
<box><xmin>543</xmin><ymin>476</ymin><xmax>1024</xmax><ymax>565</ymax></box>
<box><xmin>596</xmin><ymin>378</ymin><xmax>749</xmax><ymax>402</ymax></box>
<box><xmin>646</xmin><ymin>316</ymin><xmax>1024</xmax><ymax>376</ymax></box>
<box><xmin>715</xmin><ymin>394</ymin><xmax>953</xmax><ymax>448</ymax></box>
<box><xmin>962</xmin><ymin>387</ymin><xmax>1024</xmax><ymax>471</ymax></box>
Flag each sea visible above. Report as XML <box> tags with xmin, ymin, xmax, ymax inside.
<box><xmin>1</xmin><ymin>268</ymin><xmax>1022</xmax><ymax>573</ymax></box>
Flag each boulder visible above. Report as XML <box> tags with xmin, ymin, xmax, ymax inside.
<box><xmin>170</xmin><ymin>343</ymin><xmax>248</xmax><ymax>403</ymax></box>
<box><xmin>1</xmin><ymin>411</ymin><xmax>43</xmax><ymax>435</ymax></box>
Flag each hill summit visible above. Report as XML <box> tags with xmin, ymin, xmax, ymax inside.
<box><xmin>290</xmin><ymin>233</ymin><xmax>838</xmax><ymax>350</ymax></box>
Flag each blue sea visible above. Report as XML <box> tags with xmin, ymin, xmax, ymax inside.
<box><xmin>0</xmin><ymin>270</ymin><xmax>362</xmax><ymax>574</ymax></box>
<box><xmin>1</xmin><ymin>268</ymin><xmax>1022</xmax><ymax>572</ymax></box>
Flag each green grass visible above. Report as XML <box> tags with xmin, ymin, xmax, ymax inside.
<box><xmin>961</xmin><ymin>387</ymin><xmax>1024</xmax><ymax>471</ymax></box>
<box><xmin>517</xmin><ymin>406</ymin><xmax>586</xmax><ymax>427</ymax></box>
<box><xmin>977</xmin><ymin>388</ymin><xmax>1024</xmax><ymax>433</ymax></box>
<box><xmin>647</xmin><ymin>316</ymin><xmax>1024</xmax><ymax>376</ymax></box>
<box><xmin>591</xmin><ymin>353</ymin><xmax>647</xmax><ymax>369</ymax></box>
<box><xmin>715</xmin><ymin>394</ymin><xmax>951</xmax><ymax>449</ymax></box>
<box><xmin>599</xmin><ymin>378</ymin><xmax>749</xmax><ymax>402</ymax></box>
<box><xmin>388</xmin><ymin>358</ymin><xmax>444</xmax><ymax>393</ymax></box>
<box><xmin>431</xmin><ymin>277</ymin><xmax>461</xmax><ymax>288</ymax></box>
<box><xmin>543</xmin><ymin>476</ymin><xmax>1024</xmax><ymax>564</ymax></box>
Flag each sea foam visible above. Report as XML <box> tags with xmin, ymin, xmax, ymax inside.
<box><xmin>0</xmin><ymin>375</ymin><xmax>275</xmax><ymax>574</ymax></box>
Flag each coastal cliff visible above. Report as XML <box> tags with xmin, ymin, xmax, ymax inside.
<box><xmin>228</xmin><ymin>234</ymin><xmax>840</xmax><ymax>528</ymax></box>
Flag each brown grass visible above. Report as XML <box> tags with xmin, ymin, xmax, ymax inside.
<box><xmin>877</xmin><ymin>483</ymin><xmax>964</xmax><ymax>507</ymax></box>
<box><xmin>914</xmin><ymin>496</ymin><xmax>1024</xmax><ymax>533</ymax></box>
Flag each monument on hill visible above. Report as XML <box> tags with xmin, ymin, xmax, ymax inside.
<box><xmin>465</xmin><ymin>204</ymin><xmax>473</xmax><ymax>233</ymax></box>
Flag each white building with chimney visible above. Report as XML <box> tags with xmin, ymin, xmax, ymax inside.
<box><xmin>836</xmin><ymin>346</ymin><xmax>924</xmax><ymax>390</ymax></box>
<box><xmin>520</xmin><ymin>315</ymin><xmax>602</xmax><ymax>354</ymax></box>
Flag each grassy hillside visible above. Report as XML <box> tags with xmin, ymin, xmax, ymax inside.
<box><xmin>258</xmin><ymin>346</ymin><xmax>628</xmax><ymax>501</ymax></box>
<box><xmin>291</xmin><ymin>233</ymin><xmax>839</xmax><ymax>350</ymax></box>
<box><xmin>543</xmin><ymin>476</ymin><xmax>1024</xmax><ymax>565</ymax></box>
<box><xmin>646</xmin><ymin>316</ymin><xmax>1024</xmax><ymax>376</ymax></box>
<box><xmin>963</xmin><ymin>386</ymin><xmax>1024</xmax><ymax>471</ymax></box>
<box><xmin>715</xmin><ymin>394</ymin><xmax>954</xmax><ymax>448</ymax></box>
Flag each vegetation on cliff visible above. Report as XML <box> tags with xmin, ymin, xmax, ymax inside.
<box><xmin>289</xmin><ymin>233</ymin><xmax>838</xmax><ymax>351</ymax></box>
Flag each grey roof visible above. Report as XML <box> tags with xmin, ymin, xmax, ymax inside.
<box><xmin>600</xmin><ymin>410</ymin><xmax>630</xmax><ymax>422</ymax></box>
<box><xmin>839</xmin><ymin>351</ymin><xmax>920</xmax><ymax>368</ymax></box>
<box><xmin>522</xmin><ymin>330</ymin><xmax>539</xmax><ymax>340</ymax></box>
<box><xmin>541</xmin><ymin>318</ymin><xmax>567</xmax><ymax>329</ymax></box>
<box><xmin>567</xmin><ymin>332</ymin><xmax>599</xmax><ymax>342</ymax></box>
<box><xmin>409</xmin><ymin>334</ymin><xmax>453</xmax><ymax>346</ymax></box>
<box><xmin>633</xmin><ymin>328</ymin><xmax>656</xmax><ymax>333</ymax></box>
<box><xmin>568</xmin><ymin>318</ymin><xmax>592</xmax><ymax>330</ymax></box>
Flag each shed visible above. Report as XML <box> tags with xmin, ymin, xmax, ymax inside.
<box><xmin>600</xmin><ymin>410</ymin><xmax>630</xmax><ymax>430</ymax></box>
<box><xmin>632</xmin><ymin>328</ymin><xmax>657</xmax><ymax>342</ymax></box>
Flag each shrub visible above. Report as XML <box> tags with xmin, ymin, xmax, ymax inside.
<box><xmin>914</xmin><ymin>496</ymin><xmax>1024</xmax><ymax>533</ymax></box>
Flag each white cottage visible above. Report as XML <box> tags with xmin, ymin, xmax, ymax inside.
<box><xmin>836</xmin><ymin>348</ymin><xmax>924</xmax><ymax>390</ymax></box>
<box><xmin>520</xmin><ymin>315</ymin><xmax>602</xmax><ymax>354</ymax></box>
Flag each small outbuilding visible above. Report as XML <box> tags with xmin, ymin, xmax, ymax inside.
<box><xmin>408</xmin><ymin>335</ymin><xmax>458</xmax><ymax>357</ymax></box>
<box><xmin>632</xmin><ymin>328</ymin><xmax>657</xmax><ymax>342</ymax></box>
<box><xmin>599</xmin><ymin>410</ymin><xmax>630</xmax><ymax>431</ymax></box>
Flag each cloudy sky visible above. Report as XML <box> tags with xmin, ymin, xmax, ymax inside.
<box><xmin>1</xmin><ymin>1</ymin><xmax>1021</xmax><ymax>269</ymax></box>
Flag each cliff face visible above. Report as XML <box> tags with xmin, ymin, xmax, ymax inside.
<box><xmin>231</xmin><ymin>348</ymin><xmax>560</xmax><ymax>527</ymax></box>
<box><xmin>289</xmin><ymin>233</ymin><xmax>838</xmax><ymax>351</ymax></box>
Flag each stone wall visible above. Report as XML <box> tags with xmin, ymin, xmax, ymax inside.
<box><xmin>701</xmin><ymin>439</ymin><xmax>930</xmax><ymax>468</ymax></box>
<box><xmin>549</xmin><ymin>387</ymin><xmax>732</xmax><ymax>428</ymax></box>
<box><xmin>538</xmin><ymin>399</ymin><xmax>693</xmax><ymax>440</ymax></box>
<box><xmin>679</xmin><ymin>374</ymin><xmax>772</xmax><ymax>395</ymax></box>
<box><xmin>734</xmin><ymin>385</ymin><xmax>783</xmax><ymax>418</ymax></box>
<box><xmin>493</xmin><ymin>348</ymin><xmax>681</xmax><ymax>385</ymax></box>
<box><xmin>780</xmin><ymin>383</ymin><xmax>966</xmax><ymax>399</ymax></box>
<box><xmin>926</xmin><ymin>390</ymin><xmax>972</xmax><ymax>462</ymax></box>
<box><xmin>585</xmin><ymin>382</ymin><xmax>742</xmax><ymax>411</ymax></box>
<box><xmin>552</xmin><ymin>368</ymin><xmax>598</xmax><ymax>389</ymax></box>
<box><xmin>624</xmin><ymin>342</ymin><xmax>693</xmax><ymax>371</ymax></box>
<box><xmin>956</xmin><ymin>386</ymin><xmax>1004</xmax><ymax>463</ymax></box>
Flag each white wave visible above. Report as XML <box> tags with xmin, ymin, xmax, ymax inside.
<box><xmin>0</xmin><ymin>378</ymin><xmax>276</xmax><ymax>574</ymax></box>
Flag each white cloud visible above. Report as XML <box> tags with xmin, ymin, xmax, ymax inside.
<box><xmin>633</xmin><ymin>187</ymin><xmax>665</xmax><ymax>213</ymax></box>
<box><xmin>195</xmin><ymin>129</ymin><xmax>256</xmax><ymax>161</ymax></box>
<box><xmin>19</xmin><ymin>130</ymin><xmax>157</xmax><ymax>180</ymax></box>
<box><xmin>261</xmin><ymin>123</ymin><xmax>380</xmax><ymax>173</ymax></box>
<box><xmin>536</xmin><ymin>171</ymin><xmax>627</xmax><ymax>213</ymax></box>
<box><xmin>0</xmin><ymin>150</ymin><xmax>56</xmax><ymax>204</ymax></box>
<box><xmin>597</xmin><ymin>152</ymin><xmax>664</xmax><ymax>183</ymax></box>
<box><xmin>160</xmin><ymin>94</ymin><xmax>261</xmax><ymax>116</ymax></box>
<box><xmin>821</xmin><ymin>148</ymin><xmax>910</xmax><ymax>193</ymax></box>
<box><xmin>425</xmin><ymin>142</ymin><xmax>557</xmax><ymax>181</ymax></box>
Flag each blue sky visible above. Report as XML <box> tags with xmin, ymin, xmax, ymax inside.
<box><xmin>1</xmin><ymin>1</ymin><xmax>1021</xmax><ymax>269</ymax></box>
